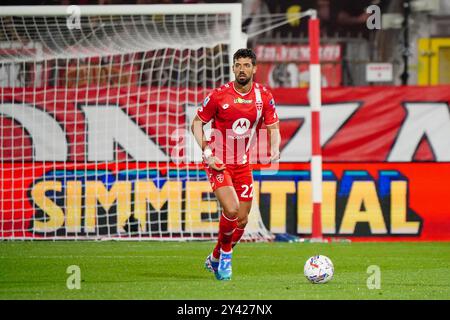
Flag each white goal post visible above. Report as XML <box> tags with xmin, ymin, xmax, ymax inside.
<box><xmin>0</xmin><ymin>4</ymin><xmax>275</xmax><ymax>241</ymax></box>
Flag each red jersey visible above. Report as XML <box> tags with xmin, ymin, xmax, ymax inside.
<box><xmin>197</xmin><ymin>81</ymin><xmax>279</xmax><ymax>164</ymax></box>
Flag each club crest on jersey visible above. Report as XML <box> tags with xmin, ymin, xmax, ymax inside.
<box><xmin>256</xmin><ymin>102</ymin><xmax>263</xmax><ymax>111</ymax></box>
<box><xmin>216</xmin><ymin>174</ymin><xmax>224</xmax><ymax>183</ymax></box>
<box><xmin>234</xmin><ymin>97</ymin><xmax>253</xmax><ymax>104</ymax></box>
<box><xmin>232</xmin><ymin>118</ymin><xmax>250</xmax><ymax>135</ymax></box>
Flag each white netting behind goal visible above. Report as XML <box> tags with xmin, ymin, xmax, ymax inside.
<box><xmin>0</xmin><ymin>4</ymin><xmax>273</xmax><ymax>241</ymax></box>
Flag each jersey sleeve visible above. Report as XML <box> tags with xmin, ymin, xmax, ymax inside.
<box><xmin>263</xmin><ymin>91</ymin><xmax>279</xmax><ymax>126</ymax></box>
<box><xmin>197</xmin><ymin>91</ymin><xmax>218</xmax><ymax>123</ymax></box>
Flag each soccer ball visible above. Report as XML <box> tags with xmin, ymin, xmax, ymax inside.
<box><xmin>304</xmin><ymin>255</ymin><xmax>334</xmax><ymax>284</ymax></box>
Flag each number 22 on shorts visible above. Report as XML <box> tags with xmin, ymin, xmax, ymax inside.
<box><xmin>240</xmin><ymin>184</ymin><xmax>254</xmax><ymax>198</ymax></box>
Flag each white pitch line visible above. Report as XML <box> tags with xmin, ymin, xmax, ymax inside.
<box><xmin>0</xmin><ymin>255</ymin><xmax>187</xmax><ymax>259</ymax></box>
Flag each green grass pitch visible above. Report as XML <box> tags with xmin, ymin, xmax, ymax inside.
<box><xmin>0</xmin><ymin>241</ymin><xmax>449</xmax><ymax>300</ymax></box>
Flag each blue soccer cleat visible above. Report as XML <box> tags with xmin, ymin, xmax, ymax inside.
<box><xmin>216</xmin><ymin>250</ymin><xmax>232</xmax><ymax>281</ymax></box>
<box><xmin>204</xmin><ymin>254</ymin><xmax>219</xmax><ymax>273</ymax></box>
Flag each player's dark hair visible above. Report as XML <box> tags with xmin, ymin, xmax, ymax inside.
<box><xmin>233</xmin><ymin>48</ymin><xmax>256</xmax><ymax>65</ymax></box>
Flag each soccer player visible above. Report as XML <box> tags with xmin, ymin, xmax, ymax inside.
<box><xmin>191</xmin><ymin>48</ymin><xmax>281</xmax><ymax>281</ymax></box>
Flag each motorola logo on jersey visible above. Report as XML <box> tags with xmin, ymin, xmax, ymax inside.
<box><xmin>232</xmin><ymin>118</ymin><xmax>251</xmax><ymax>135</ymax></box>
<box><xmin>222</xmin><ymin>104</ymin><xmax>230</xmax><ymax>110</ymax></box>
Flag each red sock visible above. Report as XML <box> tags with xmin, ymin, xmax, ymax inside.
<box><xmin>232</xmin><ymin>227</ymin><xmax>245</xmax><ymax>248</ymax></box>
<box><xmin>212</xmin><ymin>242</ymin><xmax>221</xmax><ymax>260</ymax></box>
<box><xmin>214</xmin><ymin>227</ymin><xmax>245</xmax><ymax>258</ymax></box>
<box><xmin>213</xmin><ymin>215</ymin><xmax>242</xmax><ymax>259</ymax></box>
<box><xmin>216</xmin><ymin>212</ymin><xmax>237</xmax><ymax>255</ymax></box>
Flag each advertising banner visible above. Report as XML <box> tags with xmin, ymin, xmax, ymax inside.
<box><xmin>254</xmin><ymin>44</ymin><xmax>342</xmax><ymax>88</ymax></box>
<box><xmin>1</xmin><ymin>86</ymin><xmax>449</xmax><ymax>240</ymax></box>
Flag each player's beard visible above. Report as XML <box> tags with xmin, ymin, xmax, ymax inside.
<box><xmin>236</xmin><ymin>73</ymin><xmax>251</xmax><ymax>86</ymax></box>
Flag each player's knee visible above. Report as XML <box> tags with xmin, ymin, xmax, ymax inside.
<box><xmin>223</xmin><ymin>203</ymin><xmax>239</xmax><ymax>218</ymax></box>
<box><xmin>237</xmin><ymin>216</ymin><xmax>248</xmax><ymax>229</ymax></box>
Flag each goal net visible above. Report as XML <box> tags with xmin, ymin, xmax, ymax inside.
<box><xmin>0</xmin><ymin>4</ymin><xmax>273</xmax><ymax>241</ymax></box>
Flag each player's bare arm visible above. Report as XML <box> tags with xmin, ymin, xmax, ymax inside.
<box><xmin>267</xmin><ymin>121</ymin><xmax>281</xmax><ymax>162</ymax></box>
<box><xmin>190</xmin><ymin>115</ymin><xmax>226</xmax><ymax>171</ymax></box>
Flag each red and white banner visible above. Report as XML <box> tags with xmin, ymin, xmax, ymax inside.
<box><xmin>274</xmin><ymin>86</ymin><xmax>450</xmax><ymax>162</ymax></box>
<box><xmin>254</xmin><ymin>44</ymin><xmax>342</xmax><ymax>88</ymax></box>
<box><xmin>255</xmin><ymin>44</ymin><xmax>342</xmax><ymax>62</ymax></box>
<box><xmin>2</xmin><ymin>86</ymin><xmax>450</xmax><ymax>163</ymax></box>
